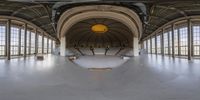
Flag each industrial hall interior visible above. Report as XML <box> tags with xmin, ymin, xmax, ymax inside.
<box><xmin>1</xmin><ymin>0</ymin><xmax>200</xmax><ymax>100</ymax></box>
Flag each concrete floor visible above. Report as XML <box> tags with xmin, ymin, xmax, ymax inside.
<box><xmin>0</xmin><ymin>54</ymin><xmax>200</xmax><ymax>100</ymax></box>
<box><xmin>73</xmin><ymin>55</ymin><xmax>129</xmax><ymax>68</ymax></box>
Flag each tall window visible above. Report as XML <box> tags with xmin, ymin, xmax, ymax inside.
<box><xmin>164</xmin><ymin>32</ymin><xmax>168</xmax><ymax>54</ymax></box>
<box><xmin>151</xmin><ymin>37</ymin><xmax>155</xmax><ymax>54</ymax></box>
<box><xmin>11</xmin><ymin>27</ymin><xmax>19</xmax><ymax>55</ymax></box>
<box><xmin>31</xmin><ymin>32</ymin><xmax>35</xmax><ymax>54</ymax></box>
<box><xmin>53</xmin><ymin>40</ymin><xmax>55</xmax><ymax>52</ymax></box>
<box><xmin>26</xmin><ymin>31</ymin><xmax>30</xmax><ymax>55</ymax></box>
<box><xmin>174</xmin><ymin>29</ymin><xmax>178</xmax><ymax>55</ymax></box>
<box><xmin>179</xmin><ymin>27</ymin><xmax>188</xmax><ymax>55</ymax></box>
<box><xmin>193</xmin><ymin>26</ymin><xmax>200</xmax><ymax>56</ymax></box>
<box><xmin>169</xmin><ymin>31</ymin><xmax>172</xmax><ymax>55</ymax></box>
<box><xmin>0</xmin><ymin>25</ymin><xmax>5</xmax><ymax>56</ymax></box>
<box><xmin>156</xmin><ymin>35</ymin><xmax>161</xmax><ymax>54</ymax></box>
<box><xmin>48</xmin><ymin>39</ymin><xmax>52</xmax><ymax>53</ymax></box>
<box><xmin>143</xmin><ymin>40</ymin><xmax>147</xmax><ymax>51</ymax></box>
<box><xmin>147</xmin><ymin>39</ymin><xmax>150</xmax><ymax>53</ymax></box>
<box><xmin>21</xmin><ymin>29</ymin><xmax>25</xmax><ymax>55</ymax></box>
<box><xmin>38</xmin><ymin>35</ymin><xmax>42</xmax><ymax>54</ymax></box>
<box><xmin>44</xmin><ymin>37</ymin><xmax>47</xmax><ymax>53</ymax></box>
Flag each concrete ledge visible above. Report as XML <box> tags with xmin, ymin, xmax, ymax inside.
<box><xmin>88</xmin><ymin>68</ymin><xmax>112</xmax><ymax>71</ymax></box>
<box><xmin>68</xmin><ymin>55</ymin><xmax>78</xmax><ymax>61</ymax></box>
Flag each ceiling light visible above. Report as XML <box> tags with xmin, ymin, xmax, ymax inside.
<box><xmin>91</xmin><ymin>24</ymin><xmax>108</xmax><ymax>33</ymax></box>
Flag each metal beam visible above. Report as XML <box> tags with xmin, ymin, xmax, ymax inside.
<box><xmin>149</xmin><ymin>15</ymin><xmax>169</xmax><ymax>22</ymax></box>
<box><xmin>156</xmin><ymin>5</ymin><xmax>187</xmax><ymax>17</ymax></box>
<box><xmin>11</xmin><ymin>5</ymin><xmax>43</xmax><ymax>16</ymax></box>
<box><xmin>31</xmin><ymin>15</ymin><xmax>49</xmax><ymax>22</ymax></box>
<box><xmin>42</xmin><ymin>5</ymin><xmax>57</xmax><ymax>36</ymax></box>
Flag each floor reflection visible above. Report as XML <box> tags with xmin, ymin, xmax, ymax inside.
<box><xmin>72</xmin><ymin>55</ymin><xmax>130</xmax><ymax>69</ymax></box>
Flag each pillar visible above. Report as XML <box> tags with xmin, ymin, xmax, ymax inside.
<box><xmin>51</xmin><ymin>39</ymin><xmax>53</xmax><ymax>54</ymax></box>
<box><xmin>35</xmin><ymin>29</ymin><xmax>38</xmax><ymax>54</ymax></box>
<box><xmin>178</xmin><ymin>29</ymin><xmax>181</xmax><ymax>56</ymax></box>
<box><xmin>171</xmin><ymin>23</ymin><xmax>175</xmax><ymax>58</ymax></box>
<box><xmin>188</xmin><ymin>19</ymin><xmax>192</xmax><ymax>60</ymax></box>
<box><xmin>6</xmin><ymin>19</ymin><xmax>11</xmax><ymax>60</ymax></box>
<box><xmin>60</xmin><ymin>37</ymin><xmax>66</xmax><ymax>56</ymax></box>
<box><xmin>18</xmin><ymin>27</ymin><xmax>21</xmax><ymax>55</ymax></box>
<box><xmin>168</xmin><ymin>31</ymin><xmax>170</xmax><ymax>55</ymax></box>
<box><xmin>47</xmin><ymin>36</ymin><xmax>49</xmax><ymax>54</ymax></box>
<box><xmin>29</xmin><ymin>31</ymin><xmax>31</xmax><ymax>55</ymax></box>
<box><xmin>146</xmin><ymin>40</ymin><xmax>148</xmax><ymax>53</ymax></box>
<box><xmin>155</xmin><ymin>34</ymin><xmax>157</xmax><ymax>55</ymax></box>
<box><xmin>42</xmin><ymin>32</ymin><xmax>44</xmax><ymax>54</ymax></box>
<box><xmin>150</xmin><ymin>37</ymin><xmax>152</xmax><ymax>54</ymax></box>
<box><xmin>161</xmin><ymin>29</ymin><xmax>164</xmax><ymax>56</ymax></box>
<box><xmin>191</xmin><ymin>22</ymin><xmax>194</xmax><ymax>57</ymax></box>
<box><xmin>24</xmin><ymin>23</ymin><xmax>27</xmax><ymax>58</ymax></box>
<box><xmin>133</xmin><ymin>37</ymin><xmax>139</xmax><ymax>56</ymax></box>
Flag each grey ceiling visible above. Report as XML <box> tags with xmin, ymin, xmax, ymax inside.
<box><xmin>1</xmin><ymin>0</ymin><xmax>200</xmax><ymax>40</ymax></box>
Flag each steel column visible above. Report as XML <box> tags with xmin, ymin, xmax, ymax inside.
<box><xmin>155</xmin><ymin>34</ymin><xmax>157</xmax><ymax>55</ymax></box>
<box><xmin>150</xmin><ymin>37</ymin><xmax>152</xmax><ymax>54</ymax></box>
<box><xmin>171</xmin><ymin>24</ymin><xmax>175</xmax><ymax>58</ymax></box>
<box><xmin>51</xmin><ymin>39</ymin><xmax>53</xmax><ymax>54</ymax></box>
<box><xmin>178</xmin><ymin>28</ymin><xmax>181</xmax><ymax>56</ymax></box>
<box><xmin>6</xmin><ymin>19</ymin><xmax>11</xmax><ymax>60</ymax></box>
<box><xmin>168</xmin><ymin>31</ymin><xmax>170</xmax><ymax>55</ymax></box>
<box><xmin>161</xmin><ymin>29</ymin><xmax>164</xmax><ymax>56</ymax></box>
<box><xmin>24</xmin><ymin>23</ymin><xmax>27</xmax><ymax>58</ymax></box>
<box><xmin>47</xmin><ymin>36</ymin><xmax>49</xmax><ymax>54</ymax></box>
<box><xmin>187</xmin><ymin>19</ymin><xmax>192</xmax><ymax>60</ymax></box>
<box><xmin>35</xmin><ymin>28</ymin><xmax>38</xmax><ymax>55</ymax></box>
<box><xmin>42</xmin><ymin>32</ymin><xmax>44</xmax><ymax>54</ymax></box>
<box><xmin>29</xmin><ymin>31</ymin><xmax>31</xmax><ymax>55</ymax></box>
<box><xmin>18</xmin><ymin>27</ymin><xmax>21</xmax><ymax>55</ymax></box>
<box><xmin>146</xmin><ymin>40</ymin><xmax>148</xmax><ymax>53</ymax></box>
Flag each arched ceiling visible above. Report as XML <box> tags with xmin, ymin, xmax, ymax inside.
<box><xmin>67</xmin><ymin>18</ymin><xmax>133</xmax><ymax>47</ymax></box>
<box><xmin>0</xmin><ymin>1</ymin><xmax>55</xmax><ymax>37</ymax></box>
<box><xmin>144</xmin><ymin>1</ymin><xmax>200</xmax><ymax>38</ymax></box>
<box><xmin>2</xmin><ymin>0</ymin><xmax>200</xmax><ymax>41</ymax></box>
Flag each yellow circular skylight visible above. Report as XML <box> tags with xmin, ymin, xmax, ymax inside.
<box><xmin>91</xmin><ymin>24</ymin><xmax>108</xmax><ymax>33</ymax></box>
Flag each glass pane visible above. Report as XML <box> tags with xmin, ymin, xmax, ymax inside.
<box><xmin>11</xmin><ymin>27</ymin><xmax>19</xmax><ymax>56</ymax></box>
<box><xmin>0</xmin><ymin>25</ymin><xmax>6</xmax><ymax>56</ymax></box>
<box><xmin>179</xmin><ymin>27</ymin><xmax>188</xmax><ymax>55</ymax></box>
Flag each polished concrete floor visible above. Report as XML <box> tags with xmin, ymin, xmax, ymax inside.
<box><xmin>0</xmin><ymin>54</ymin><xmax>200</xmax><ymax>100</ymax></box>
